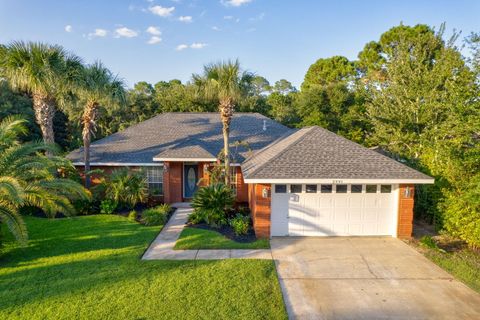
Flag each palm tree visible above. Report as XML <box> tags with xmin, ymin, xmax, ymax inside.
<box><xmin>0</xmin><ymin>41</ymin><xmax>83</xmax><ymax>146</ymax></box>
<box><xmin>0</xmin><ymin>116</ymin><xmax>90</xmax><ymax>244</ymax></box>
<box><xmin>192</xmin><ymin>60</ymin><xmax>253</xmax><ymax>185</ymax></box>
<box><xmin>75</xmin><ymin>62</ymin><xmax>126</xmax><ymax>188</ymax></box>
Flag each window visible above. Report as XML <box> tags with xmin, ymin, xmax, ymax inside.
<box><xmin>336</xmin><ymin>184</ymin><xmax>348</xmax><ymax>193</ymax></box>
<box><xmin>321</xmin><ymin>184</ymin><xmax>332</xmax><ymax>193</ymax></box>
<box><xmin>290</xmin><ymin>184</ymin><xmax>302</xmax><ymax>193</ymax></box>
<box><xmin>146</xmin><ymin>166</ymin><xmax>163</xmax><ymax>196</ymax></box>
<box><xmin>306</xmin><ymin>184</ymin><xmax>317</xmax><ymax>193</ymax></box>
<box><xmin>351</xmin><ymin>184</ymin><xmax>363</xmax><ymax>193</ymax></box>
<box><xmin>381</xmin><ymin>185</ymin><xmax>392</xmax><ymax>193</ymax></box>
<box><xmin>275</xmin><ymin>184</ymin><xmax>287</xmax><ymax>193</ymax></box>
<box><xmin>366</xmin><ymin>185</ymin><xmax>377</xmax><ymax>193</ymax></box>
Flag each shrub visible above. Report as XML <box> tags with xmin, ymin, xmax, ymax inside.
<box><xmin>105</xmin><ymin>168</ymin><xmax>147</xmax><ymax>209</ymax></box>
<box><xmin>128</xmin><ymin>210</ymin><xmax>137</xmax><ymax>222</ymax></box>
<box><xmin>191</xmin><ymin>184</ymin><xmax>234</xmax><ymax>227</ymax></box>
<box><xmin>100</xmin><ymin>199</ymin><xmax>117</xmax><ymax>214</ymax></box>
<box><xmin>141</xmin><ymin>204</ymin><xmax>172</xmax><ymax>226</ymax></box>
<box><xmin>442</xmin><ymin>175</ymin><xmax>480</xmax><ymax>248</ymax></box>
<box><xmin>230</xmin><ymin>214</ymin><xmax>250</xmax><ymax>236</ymax></box>
<box><xmin>419</xmin><ymin>236</ymin><xmax>438</xmax><ymax>249</ymax></box>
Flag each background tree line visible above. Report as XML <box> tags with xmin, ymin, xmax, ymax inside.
<box><xmin>1</xmin><ymin>23</ymin><xmax>479</xmax><ymax>247</ymax></box>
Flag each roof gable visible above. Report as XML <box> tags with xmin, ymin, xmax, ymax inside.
<box><xmin>67</xmin><ymin>112</ymin><xmax>291</xmax><ymax>164</ymax></box>
<box><xmin>242</xmin><ymin>126</ymin><xmax>433</xmax><ymax>182</ymax></box>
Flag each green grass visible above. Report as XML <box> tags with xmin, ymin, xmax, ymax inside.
<box><xmin>174</xmin><ymin>227</ymin><xmax>270</xmax><ymax>250</ymax></box>
<box><xmin>423</xmin><ymin>247</ymin><xmax>480</xmax><ymax>293</ymax></box>
<box><xmin>0</xmin><ymin>215</ymin><xmax>286</xmax><ymax>320</ymax></box>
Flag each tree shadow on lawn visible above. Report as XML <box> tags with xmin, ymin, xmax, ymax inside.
<box><xmin>0</xmin><ymin>216</ymin><xmax>161</xmax><ymax>267</ymax></box>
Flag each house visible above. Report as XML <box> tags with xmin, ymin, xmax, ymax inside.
<box><xmin>67</xmin><ymin>112</ymin><xmax>434</xmax><ymax>239</ymax></box>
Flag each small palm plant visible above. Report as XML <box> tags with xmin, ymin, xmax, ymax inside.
<box><xmin>0</xmin><ymin>116</ymin><xmax>90</xmax><ymax>244</ymax></box>
<box><xmin>192</xmin><ymin>60</ymin><xmax>253</xmax><ymax>186</ymax></box>
<box><xmin>190</xmin><ymin>184</ymin><xmax>235</xmax><ymax>227</ymax></box>
<box><xmin>105</xmin><ymin>168</ymin><xmax>147</xmax><ymax>209</ymax></box>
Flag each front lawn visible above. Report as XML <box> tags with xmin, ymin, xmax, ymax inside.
<box><xmin>0</xmin><ymin>215</ymin><xmax>286</xmax><ymax>319</ymax></box>
<box><xmin>175</xmin><ymin>226</ymin><xmax>270</xmax><ymax>250</ymax></box>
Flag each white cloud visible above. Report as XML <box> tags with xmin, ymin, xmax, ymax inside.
<box><xmin>88</xmin><ymin>28</ymin><xmax>108</xmax><ymax>39</ymax></box>
<box><xmin>178</xmin><ymin>16</ymin><xmax>193</xmax><ymax>23</ymax></box>
<box><xmin>176</xmin><ymin>44</ymin><xmax>188</xmax><ymax>51</ymax></box>
<box><xmin>249</xmin><ymin>12</ymin><xmax>265</xmax><ymax>22</ymax></box>
<box><xmin>146</xmin><ymin>26</ymin><xmax>161</xmax><ymax>35</ymax></box>
<box><xmin>190</xmin><ymin>42</ymin><xmax>207</xmax><ymax>49</ymax></box>
<box><xmin>114</xmin><ymin>27</ymin><xmax>138</xmax><ymax>38</ymax></box>
<box><xmin>223</xmin><ymin>15</ymin><xmax>233</xmax><ymax>20</ymax></box>
<box><xmin>149</xmin><ymin>5</ymin><xmax>175</xmax><ymax>17</ymax></box>
<box><xmin>222</xmin><ymin>0</ymin><xmax>252</xmax><ymax>7</ymax></box>
<box><xmin>147</xmin><ymin>36</ymin><xmax>162</xmax><ymax>44</ymax></box>
<box><xmin>211</xmin><ymin>26</ymin><xmax>221</xmax><ymax>31</ymax></box>
<box><xmin>65</xmin><ymin>25</ymin><xmax>73</xmax><ymax>32</ymax></box>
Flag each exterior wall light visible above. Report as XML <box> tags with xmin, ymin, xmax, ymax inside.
<box><xmin>262</xmin><ymin>187</ymin><xmax>269</xmax><ymax>198</ymax></box>
<box><xmin>404</xmin><ymin>186</ymin><xmax>412</xmax><ymax>198</ymax></box>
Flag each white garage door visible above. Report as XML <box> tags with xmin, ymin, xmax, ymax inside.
<box><xmin>271</xmin><ymin>184</ymin><xmax>399</xmax><ymax>237</ymax></box>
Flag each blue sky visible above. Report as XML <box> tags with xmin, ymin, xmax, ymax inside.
<box><xmin>1</xmin><ymin>0</ymin><xmax>479</xmax><ymax>88</ymax></box>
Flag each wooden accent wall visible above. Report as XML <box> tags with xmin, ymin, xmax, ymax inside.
<box><xmin>235</xmin><ymin>167</ymin><xmax>248</xmax><ymax>203</ymax></box>
<box><xmin>163</xmin><ymin>162</ymin><xmax>182</xmax><ymax>203</ymax></box>
<box><xmin>248</xmin><ymin>183</ymin><xmax>271</xmax><ymax>238</ymax></box>
<box><xmin>397</xmin><ymin>184</ymin><xmax>415</xmax><ymax>238</ymax></box>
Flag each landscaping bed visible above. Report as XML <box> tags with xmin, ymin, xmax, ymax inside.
<box><xmin>0</xmin><ymin>215</ymin><xmax>286</xmax><ymax>319</ymax></box>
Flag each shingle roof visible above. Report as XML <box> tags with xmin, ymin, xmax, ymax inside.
<box><xmin>242</xmin><ymin>126</ymin><xmax>433</xmax><ymax>182</ymax></box>
<box><xmin>66</xmin><ymin>112</ymin><xmax>291</xmax><ymax>164</ymax></box>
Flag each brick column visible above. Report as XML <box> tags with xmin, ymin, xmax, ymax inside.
<box><xmin>397</xmin><ymin>184</ymin><xmax>415</xmax><ymax>238</ymax></box>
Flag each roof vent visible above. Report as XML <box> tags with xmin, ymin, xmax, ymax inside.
<box><xmin>262</xmin><ymin>120</ymin><xmax>267</xmax><ymax>131</ymax></box>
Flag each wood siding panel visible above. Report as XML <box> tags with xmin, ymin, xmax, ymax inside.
<box><xmin>249</xmin><ymin>183</ymin><xmax>271</xmax><ymax>238</ymax></box>
<box><xmin>164</xmin><ymin>162</ymin><xmax>182</xmax><ymax>203</ymax></box>
<box><xmin>397</xmin><ymin>184</ymin><xmax>415</xmax><ymax>238</ymax></box>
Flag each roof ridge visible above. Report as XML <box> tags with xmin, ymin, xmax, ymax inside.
<box><xmin>244</xmin><ymin>127</ymin><xmax>314</xmax><ymax>178</ymax></box>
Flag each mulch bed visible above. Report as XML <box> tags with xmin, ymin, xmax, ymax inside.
<box><xmin>186</xmin><ymin>223</ymin><xmax>260</xmax><ymax>243</ymax></box>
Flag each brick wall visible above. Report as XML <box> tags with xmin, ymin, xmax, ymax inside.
<box><xmin>397</xmin><ymin>184</ymin><xmax>415</xmax><ymax>238</ymax></box>
<box><xmin>248</xmin><ymin>183</ymin><xmax>271</xmax><ymax>238</ymax></box>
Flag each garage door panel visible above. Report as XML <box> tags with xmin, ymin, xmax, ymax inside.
<box><xmin>273</xmin><ymin>184</ymin><xmax>397</xmax><ymax>237</ymax></box>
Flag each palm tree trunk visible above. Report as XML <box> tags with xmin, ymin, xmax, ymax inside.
<box><xmin>82</xmin><ymin>101</ymin><xmax>98</xmax><ymax>189</ymax></box>
<box><xmin>220</xmin><ymin>98</ymin><xmax>234</xmax><ymax>186</ymax></box>
<box><xmin>32</xmin><ymin>93</ymin><xmax>56</xmax><ymax>154</ymax></box>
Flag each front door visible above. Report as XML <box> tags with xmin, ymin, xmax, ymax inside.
<box><xmin>183</xmin><ymin>164</ymin><xmax>198</xmax><ymax>198</ymax></box>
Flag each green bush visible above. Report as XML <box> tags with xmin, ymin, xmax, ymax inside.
<box><xmin>128</xmin><ymin>210</ymin><xmax>137</xmax><ymax>222</ymax></box>
<box><xmin>105</xmin><ymin>168</ymin><xmax>147</xmax><ymax>209</ymax></box>
<box><xmin>419</xmin><ymin>236</ymin><xmax>438</xmax><ymax>249</ymax></box>
<box><xmin>141</xmin><ymin>204</ymin><xmax>172</xmax><ymax>226</ymax></box>
<box><xmin>230</xmin><ymin>214</ymin><xmax>250</xmax><ymax>236</ymax></box>
<box><xmin>442</xmin><ymin>175</ymin><xmax>480</xmax><ymax>248</ymax></box>
<box><xmin>191</xmin><ymin>184</ymin><xmax>234</xmax><ymax>227</ymax></box>
<box><xmin>100</xmin><ymin>199</ymin><xmax>117</xmax><ymax>215</ymax></box>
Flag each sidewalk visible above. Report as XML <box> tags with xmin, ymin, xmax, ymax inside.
<box><xmin>142</xmin><ymin>205</ymin><xmax>272</xmax><ymax>260</ymax></box>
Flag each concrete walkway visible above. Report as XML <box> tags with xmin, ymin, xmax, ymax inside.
<box><xmin>142</xmin><ymin>205</ymin><xmax>272</xmax><ymax>260</ymax></box>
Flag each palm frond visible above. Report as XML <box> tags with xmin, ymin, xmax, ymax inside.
<box><xmin>0</xmin><ymin>203</ymin><xmax>27</xmax><ymax>244</ymax></box>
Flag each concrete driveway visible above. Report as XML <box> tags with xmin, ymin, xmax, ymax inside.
<box><xmin>271</xmin><ymin>237</ymin><xmax>480</xmax><ymax>320</ymax></box>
